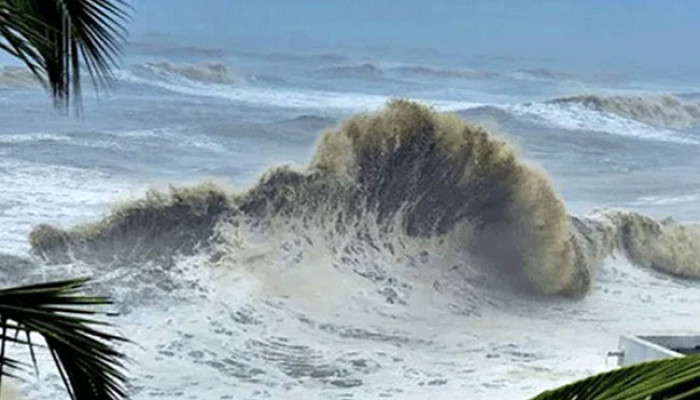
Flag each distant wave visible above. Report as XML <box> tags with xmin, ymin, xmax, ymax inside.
<box><xmin>0</xmin><ymin>66</ymin><xmax>39</xmax><ymax>88</ymax></box>
<box><xmin>631</xmin><ymin>193</ymin><xmax>699</xmax><ymax>207</ymax></box>
<box><xmin>313</xmin><ymin>63</ymin><xmax>384</xmax><ymax>79</ymax></box>
<box><xmin>118</xmin><ymin>69</ymin><xmax>389</xmax><ymax>109</ymax></box>
<box><xmin>390</xmin><ymin>65</ymin><xmax>572</xmax><ymax>81</ymax></box>
<box><xmin>273</xmin><ymin>114</ymin><xmax>337</xmax><ymax>131</ymax></box>
<box><xmin>314</xmin><ymin>63</ymin><xmax>499</xmax><ymax>81</ymax></box>
<box><xmin>515</xmin><ymin>68</ymin><xmax>572</xmax><ymax>80</ymax></box>
<box><xmin>129</xmin><ymin>41</ymin><xmax>225</xmax><ymax>58</ymax></box>
<box><xmin>136</xmin><ymin>62</ymin><xmax>239</xmax><ymax>85</ymax></box>
<box><xmin>30</xmin><ymin>101</ymin><xmax>700</xmax><ymax>301</ymax></box>
<box><xmin>390</xmin><ymin>65</ymin><xmax>498</xmax><ymax>80</ymax></box>
<box><xmin>549</xmin><ymin>94</ymin><xmax>700</xmax><ymax>129</ymax></box>
<box><xmin>675</xmin><ymin>91</ymin><xmax>700</xmax><ymax>102</ymax></box>
<box><xmin>362</xmin><ymin>44</ymin><xmax>442</xmax><ymax>60</ymax></box>
<box><xmin>117</xmin><ymin>69</ymin><xmax>481</xmax><ymax>111</ymax></box>
<box><xmin>119</xmin><ymin>66</ymin><xmax>700</xmax><ymax>144</ymax></box>
<box><xmin>242</xmin><ymin>51</ymin><xmax>347</xmax><ymax>64</ymax></box>
<box><xmin>503</xmin><ymin>94</ymin><xmax>700</xmax><ymax>145</ymax></box>
<box><xmin>507</xmin><ymin>101</ymin><xmax>697</xmax><ymax>144</ymax></box>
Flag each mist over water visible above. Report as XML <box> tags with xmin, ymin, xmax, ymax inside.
<box><xmin>1</xmin><ymin>1</ymin><xmax>700</xmax><ymax>399</ymax></box>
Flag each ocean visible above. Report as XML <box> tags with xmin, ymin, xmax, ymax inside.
<box><xmin>1</xmin><ymin>39</ymin><xmax>700</xmax><ymax>399</ymax></box>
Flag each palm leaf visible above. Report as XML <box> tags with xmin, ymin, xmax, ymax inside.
<box><xmin>0</xmin><ymin>0</ymin><xmax>129</xmax><ymax>112</ymax></box>
<box><xmin>0</xmin><ymin>278</ymin><xmax>128</xmax><ymax>400</ymax></box>
<box><xmin>531</xmin><ymin>354</ymin><xmax>700</xmax><ymax>400</ymax></box>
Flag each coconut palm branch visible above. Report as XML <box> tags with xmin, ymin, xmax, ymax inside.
<box><xmin>531</xmin><ymin>354</ymin><xmax>700</xmax><ymax>400</ymax></box>
<box><xmin>0</xmin><ymin>0</ymin><xmax>129</xmax><ymax>111</ymax></box>
<box><xmin>0</xmin><ymin>278</ymin><xmax>128</xmax><ymax>400</ymax></box>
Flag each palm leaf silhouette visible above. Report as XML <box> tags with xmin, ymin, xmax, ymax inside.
<box><xmin>531</xmin><ymin>354</ymin><xmax>700</xmax><ymax>400</ymax></box>
<box><xmin>0</xmin><ymin>278</ymin><xmax>128</xmax><ymax>400</ymax></box>
<box><xmin>0</xmin><ymin>0</ymin><xmax>129</xmax><ymax>111</ymax></box>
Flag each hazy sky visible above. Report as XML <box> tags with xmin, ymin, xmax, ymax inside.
<box><xmin>128</xmin><ymin>0</ymin><xmax>700</xmax><ymax>73</ymax></box>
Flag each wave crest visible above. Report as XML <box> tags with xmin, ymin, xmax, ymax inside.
<box><xmin>550</xmin><ymin>94</ymin><xmax>700</xmax><ymax>129</ymax></box>
<box><xmin>309</xmin><ymin>100</ymin><xmax>580</xmax><ymax>294</ymax></box>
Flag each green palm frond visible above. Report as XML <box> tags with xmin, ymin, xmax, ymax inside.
<box><xmin>0</xmin><ymin>278</ymin><xmax>128</xmax><ymax>400</ymax></box>
<box><xmin>531</xmin><ymin>354</ymin><xmax>700</xmax><ymax>400</ymax></box>
<box><xmin>0</xmin><ymin>0</ymin><xmax>129</xmax><ymax>111</ymax></box>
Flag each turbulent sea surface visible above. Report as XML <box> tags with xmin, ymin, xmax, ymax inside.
<box><xmin>1</xmin><ymin>42</ymin><xmax>700</xmax><ymax>399</ymax></box>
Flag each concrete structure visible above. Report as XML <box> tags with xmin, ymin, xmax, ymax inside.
<box><xmin>613</xmin><ymin>335</ymin><xmax>700</xmax><ymax>366</ymax></box>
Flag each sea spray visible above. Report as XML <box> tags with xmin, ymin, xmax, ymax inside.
<box><xmin>307</xmin><ymin>100</ymin><xmax>580</xmax><ymax>295</ymax></box>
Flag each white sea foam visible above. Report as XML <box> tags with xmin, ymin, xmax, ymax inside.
<box><xmin>0</xmin><ymin>132</ymin><xmax>72</xmax><ymax>144</ymax></box>
<box><xmin>0</xmin><ymin>157</ymin><xmax>138</xmax><ymax>254</ymax></box>
<box><xmin>117</xmin><ymin>69</ymin><xmax>483</xmax><ymax>112</ymax></box>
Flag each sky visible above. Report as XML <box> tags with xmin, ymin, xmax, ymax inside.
<box><xmin>128</xmin><ymin>0</ymin><xmax>700</xmax><ymax>74</ymax></box>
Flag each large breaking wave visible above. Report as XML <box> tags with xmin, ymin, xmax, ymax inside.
<box><xmin>29</xmin><ymin>101</ymin><xmax>700</xmax><ymax>298</ymax></box>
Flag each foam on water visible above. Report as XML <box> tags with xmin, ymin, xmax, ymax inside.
<box><xmin>0</xmin><ymin>132</ymin><xmax>72</xmax><ymax>144</ymax></box>
<box><xmin>0</xmin><ymin>157</ymin><xmax>137</xmax><ymax>254</ymax></box>
<box><xmin>117</xmin><ymin>69</ymin><xmax>484</xmax><ymax>112</ymax></box>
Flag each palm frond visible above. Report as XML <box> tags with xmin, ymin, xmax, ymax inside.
<box><xmin>0</xmin><ymin>0</ymin><xmax>130</xmax><ymax>112</ymax></box>
<box><xmin>531</xmin><ymin>354</ymin><xmax>700</xmax><ymax>400</ymax></box>
<box><xmin>0</xmin><ymin>278</ymin><xmax>128</xmax><ymax>400</ymax></box>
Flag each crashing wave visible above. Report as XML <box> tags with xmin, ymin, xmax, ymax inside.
<box><xmin>139</xmin><ymin>62</ymin><xmax>239</xmax><ymax>84</ymax></box>
<box><xmin>550</xmin><ymin>94</ymin><xmax>700</xmax><ymax>129</ymax></box>
<box><xmin>29</xmin><ymin>101</ymin><xmax>700</xmax><ymax>298</ymax></box>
